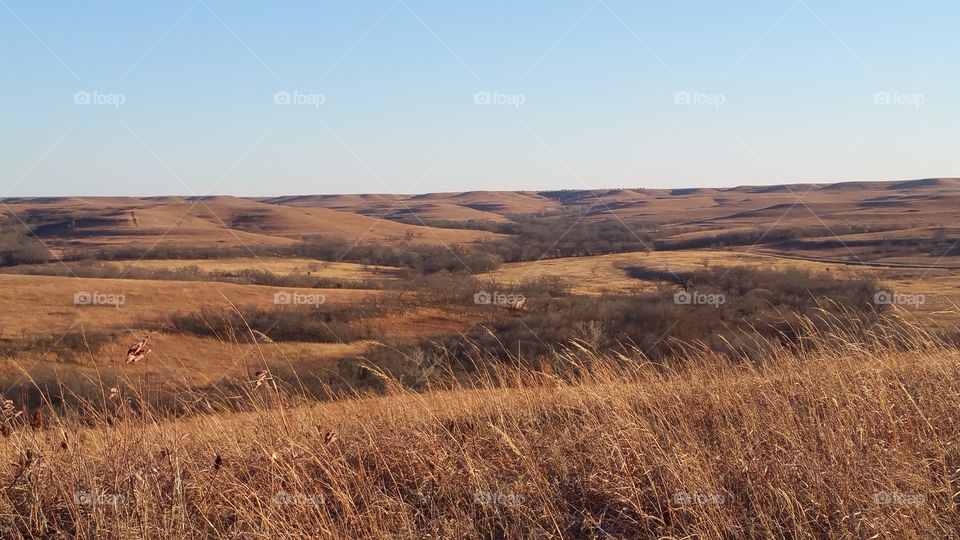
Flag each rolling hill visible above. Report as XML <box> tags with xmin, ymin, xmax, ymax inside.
<box><xmin>4</xmin><ymin>178</ymin><xmax>960</xmax><ymax>259</ymax></box>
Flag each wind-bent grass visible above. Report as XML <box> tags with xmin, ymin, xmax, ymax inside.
<box><xmin>0</xmin><ymin>315</ymin><xmax>958</xmax><ymax>538</ymax></box>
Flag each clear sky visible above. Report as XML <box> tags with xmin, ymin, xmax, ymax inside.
<box><xmin>1</xmin><ymin>0</ymin><xmax>958</xmax><ymax>196</ymax></box>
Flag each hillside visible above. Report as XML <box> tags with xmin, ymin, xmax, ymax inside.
<box><xmin>2</xmin><ymin>326</ymin><xmax>957</xmax><ymax>538</ymax></box>
<box><xmin>3</xmin><ymin>179</ymin><xmax>960</xmax><ymax>283</ymax></box>
<box><xmin>0</xmin><ymin>196</ymin><xmax>500</xmax><ymax>253</ymax></box>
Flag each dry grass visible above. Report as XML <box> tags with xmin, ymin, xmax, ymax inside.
<box><xmin>491</xmin><ymin>249</ymin><xmax>960</xmax><ymax>325</ymax></box>
<box><xmin>0</xmin><ymin>316</ymin><xmax>958</xmax><ymax>538</ymax></box>
<box><xmin>491</xmin><ymin>249</ymin><xmax>876</xmax><ymax>292</ymax></box>
<box><xmin>12</xmin><ymin>258</ymin><xmax>402</xmax><ymax>281</ymax></box>
<box><xmin>0</xmin><ymin>334</ymin><xmax>375</xmax><ymax>390</ymax></box>
<box><xmin>0</xmin><ymin>273</ymin><xmax>382</xmax><ymax>338</ymax></box>
<box><xmin>2</xmin><ymin>196</ymin><xmax>501</xmax><ymax>253</ymax></box>
<box><xmin>490</xmin><ymin>248</ymin><xmax>875</xmax><ymax>295</ymax></box>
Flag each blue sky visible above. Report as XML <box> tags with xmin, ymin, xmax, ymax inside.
<box><xmin>1</xmin><ymin>0</ymin><xmax>958</xmax><ymax>196</ymax></box>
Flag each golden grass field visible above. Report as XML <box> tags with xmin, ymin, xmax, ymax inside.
<box><xmin>490</xmin><ymin>249</ymin><xmax>860</xmax><ymax>294</ymax></box>
<box><xmin>1</xmin><ymin>318</ymin><xmax>958</xmax><ymax>538</ymax></box>
<box><xmin>6</xmin><ymin>178</ymin><xmax>960</xmax><ymax>254</ymax></box>
<box><xmin>0</xmin><ymin>273</ymin><xmax>380</xmax><ymax>338</ymax></box>
<box><xmin>13</xmin><ymin>258</ymin><xmax>401</xmax><ymax>281</ymax></box>
<box><xmin>0</xmin><ymin>334</ymin><xmax>374</xmax><ymax>393</ymax></box>
<box><xmin>491</xmin><ymin>249</ymin><xmax>960</xmax><ymax>320</ymax></box>
<box><xmin>3</xmin><ymin>181</ymin><xmax>960</xmax><ymax>537</ymax></box>
<box><xmin>1</xmin><ymin>196</ymin><xmax>502</xmax><ymax>253</ymax></box>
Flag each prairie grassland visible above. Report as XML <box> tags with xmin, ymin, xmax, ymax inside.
<box><xmin>0</xmin><ymin>334</ymin><xmax>376</xmax><ymax>391</ymax></box>
<box><xmin>1</xmin><ymin>316</ymin><xmax>958</xmax><ymax>538</ymax></box>
<box><xmin>0</xmin><ymin>273</ymin><xmax>382</xmax><ymax>338</ymax></box>
<box><xmin>490</xmin><ymin>248</ymin><xmax>956</xmax><ymax>293</ymax></box>
<box><xmin>489</xmin><ymin>249</ymin><xmax>861</xmax><ymax>295</ymax></box>
<box><xmin>9</xmin><ymin>258</ymin><xmax>402</xmax><ymax>281</ymax></box>
<box><xmin>1</xmin><ymin>196</ymin><xmax>503</xmax><ymax>252</ymax></box>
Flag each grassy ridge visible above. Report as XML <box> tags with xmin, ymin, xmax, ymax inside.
<box><xmin>0</xmin><ymin>317</ymin><xmax>957</xmax><ymax>538</ymax></box>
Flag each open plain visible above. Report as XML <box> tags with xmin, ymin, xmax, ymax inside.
<box><xmin>2</xmin><ymin>180</ymin><xmax>960</xmax><ymax>537</ymax></box>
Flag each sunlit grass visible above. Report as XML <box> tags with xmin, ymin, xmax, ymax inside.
<box><xmin>0</xmin><ymin>313</ymin><xmax>958</xmax><ymax>538</ymax></box>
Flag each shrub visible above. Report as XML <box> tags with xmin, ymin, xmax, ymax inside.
<box><xmin>0</xmin><ymin>224</ymin><xmax>51</xmax><ymax>266</ymax></box>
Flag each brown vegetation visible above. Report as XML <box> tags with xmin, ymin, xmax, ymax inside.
<box><xmin>0</xmin><ymin>316</ymin><xmax>957</xmax><ymax>538</ymax></box>
<box><xmin>2</xmin><ymin>181</ymin><xmax>960</xmax><ymax>537</ymax></box>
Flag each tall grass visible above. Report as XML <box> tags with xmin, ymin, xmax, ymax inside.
<box><xmin>0</xmin><ymin>315</ymin><xmax>958</xmax><ymax>538</ymax></box>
